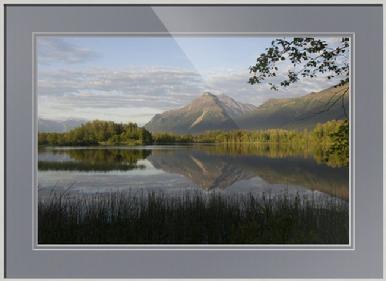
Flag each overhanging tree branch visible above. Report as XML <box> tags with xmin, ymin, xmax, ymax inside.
<box><xmin>248</xmin><ymin>37</ymin><xmax>350</xmax><ymax>91</ymax></box>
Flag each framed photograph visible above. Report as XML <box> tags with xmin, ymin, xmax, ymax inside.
<box><xmin>2</xmin><ymin>2</ymin><xmax>384</xmax><ymax>279</ymax></box>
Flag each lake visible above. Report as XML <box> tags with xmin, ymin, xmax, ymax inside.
<box><xmin>38</xmin><ymin>144</ymin><xmax>349</xmax><ymax>201</ymax></box>
<box><xmin>38</xmin><ymin>144</ymin><xmax>350</xmax><ymax>244</ymax></box>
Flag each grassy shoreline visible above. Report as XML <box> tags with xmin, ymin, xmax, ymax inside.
<box><xmin>38</xmin><ymin>190</ymin><xmax>348</xmax><ymax>245</ymax></box>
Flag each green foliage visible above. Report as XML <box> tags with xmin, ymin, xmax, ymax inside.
<box><xmin>324</xmin><ymin>119</ymin><xmax>349</xmax><ymax>167</ymax></box>
<box><xmin>153</xmin><ymin>132</ymin><xmax>194</xmax><ymax>144</ymax></box>
<box><xmin>38</xmin><ymin>120</ymin><xmax>153</xmax><ymax>146</ymax></box>
<box><xmin>39</xmin><ymin>119</ymin><xmax>349</xmax><ymax>167</ymax></box>
<box><xmin>249</xmin><ymin>37</ymin><xmax>350</xmax><ymax>90</ymax></box>
<box><xmin>192</xmin><ymin>128</ymin><xmax>307</xmax><ymax>144</ymax></box>
<box><xmin>153</xmin><ymin>119</ymin><xmax>349</xmax><ymax>167</ymax></box>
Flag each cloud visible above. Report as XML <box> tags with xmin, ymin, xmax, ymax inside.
<box><xmin>38</xmin><ymin>65</ymin><xmax>343</xmax><ymax>125</ymax></box>
<box><xmin>321</xmin><ymin>36</ymin><xmax>346</xmax><ymax>47</ymax></box>
<box><xmin>38</xmin><ymin>67</ymin><xmax>205</xmax><ymax>102</ymax></box>
<box><xmin>36</xmin><ymin>35</ymin><xmax>350</xmax><ymax>125</ymax></box>
<box><xmin>38</xmin><ymin>67</ymin><xmax>207</xmax><ymax>125</ymax></box>
<box><xmin>37</xmin><ymin>37</ymin><xmax>99</xmax><ymax>64</ymax></box>
<box><xmin>38</xmin><ymin>95</ymin><xmax>161</xmax><ymax>125</ymax></box>
<box><xmin>204</xmin><ymin>68</ymin><xmax>341</xmax><ymax>105</ymax></box>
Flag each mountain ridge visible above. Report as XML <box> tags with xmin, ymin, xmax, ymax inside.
<box><xmin>237</xmin><ymin>84</ymin><xmax>349</xmax><ymax>130</ymax></box>
<box><xmin>40</xmin><ymin>84</ymin><xmax>349</xmax><ymax>134</ymax></box>
<box><xmin>38</xmin><ymin>118</ymin><xmax>87</xmax><ymax>133</ymax></box>
<box><xmin>144</xmin><ymin>92</ymin><xmax>256</xmax><ymax>134</ymax></box>
<box><xmin>145</xmin><ymin>84</ymin><xmax>349</xmax><ymax>134</ymax></box>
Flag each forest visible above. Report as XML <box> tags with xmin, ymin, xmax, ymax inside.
<box><xmin>38</xmin><ymin>120</ymin><xmax>153</xmax><ymax>146</ymax></box>
<box><xmin>38</xmin><ymin>119</ymin><xmax>349</xmax><ymax>167</ymax></box>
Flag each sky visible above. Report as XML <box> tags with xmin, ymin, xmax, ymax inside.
<box><xmin>37</xmin><ymin>36</ymin><xmax>347</xmax><ymax>126</ymax></box>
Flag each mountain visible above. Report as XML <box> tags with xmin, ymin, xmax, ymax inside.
<box><xmin>216</xmin><ymin>94</ymin><xmax>257</xmax><ymax>120</ymax></box>
<box><xmin>38</xmin><ymin>118</ymin><xmax>86</xmax><ymax>132</ymax></box>
<box><xmin>145</xmin><ymin>84</ymin><xmax>349</xmax><ymax>134</ymax></box>
<box><xmin>237</xmin><ymin>84</ymin><xmax>349</xmax><ymax>130</ymax></box>
<box><xmin>144</xmin><ymin>92</ymin><xmax>256</xmax><ymax>134</ymax></box>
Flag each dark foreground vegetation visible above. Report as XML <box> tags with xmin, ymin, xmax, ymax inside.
<box><xmin>38</xmin><ymin>190</ymin><xmax>348</xmax><ymax>244</ymax></box>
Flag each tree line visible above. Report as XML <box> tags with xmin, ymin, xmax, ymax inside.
<box><xmin>152</xmin><ymin>120</ymin><xmax>349</xmax><ymax>167</ymax></box>
<box><xmin>38</xmin><ymin>119</ymin><xmax>349</xmax><ymax>167</ymax></box>
<box><xmin>153</xmin><ymin>119</ymin><xmax>347</xmax><ymax>148</ymax></box>
<box><xmin>38</xmin><ymin>120</ymin><xmax>153</xmax><ymax>146</ymax></box>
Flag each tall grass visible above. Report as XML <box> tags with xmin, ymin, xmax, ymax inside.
<box><xmin>38</xmin><ymin>190</ymin><xmax>348</xmax><ymax>244</ymax></box>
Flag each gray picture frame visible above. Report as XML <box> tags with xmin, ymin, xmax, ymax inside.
<box><xmin>4</xmin><ymin>4</ymin><xmax>383</xmax><ymax>279</ymax></box>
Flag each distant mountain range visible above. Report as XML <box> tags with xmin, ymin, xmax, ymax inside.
<box><xmin>38</xmin><ymin>118</ymin><xmax>86</xmax><ymax>133</ymax></box>
<box><xmin>39</xmin><ymin>84</ymin><xmax>349</xmax><ymax>134</ymax></box>
<box><xmin>145</xmin><ymin>84</ymin><xmax>349</xmax><ymax>134</ymax></box>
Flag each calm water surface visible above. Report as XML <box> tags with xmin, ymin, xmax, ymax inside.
<box><xmin>38</xmin><ymin>144</ymin><xmax>349</xmax><ymax>201</ymax></box>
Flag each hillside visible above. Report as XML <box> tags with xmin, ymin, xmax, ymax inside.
<box><xmin>145</xmin><ymin>84</ymin><xmax>349</xmax><ymax>134</ymax></box>
<box><xmin>237</xmin><ymin>84</ymin><xmax>349</xmax><ymax>130</ymax></box>
<box><xmin>145</xmin><ymin>92</ymin><xmax>255</xmax><ymax>134</ymax></box>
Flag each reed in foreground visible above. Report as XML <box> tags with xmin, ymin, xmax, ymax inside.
<box><xmin>38</xmin><ymin>190</ymin><xmax>348</xmax><ymax>244</ymax></box>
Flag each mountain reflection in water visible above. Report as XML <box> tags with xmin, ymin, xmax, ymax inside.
<box><xmin>38</xmin><ymin>144</ymin><xmax>349</xmax><ymax>200</ymax></box>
